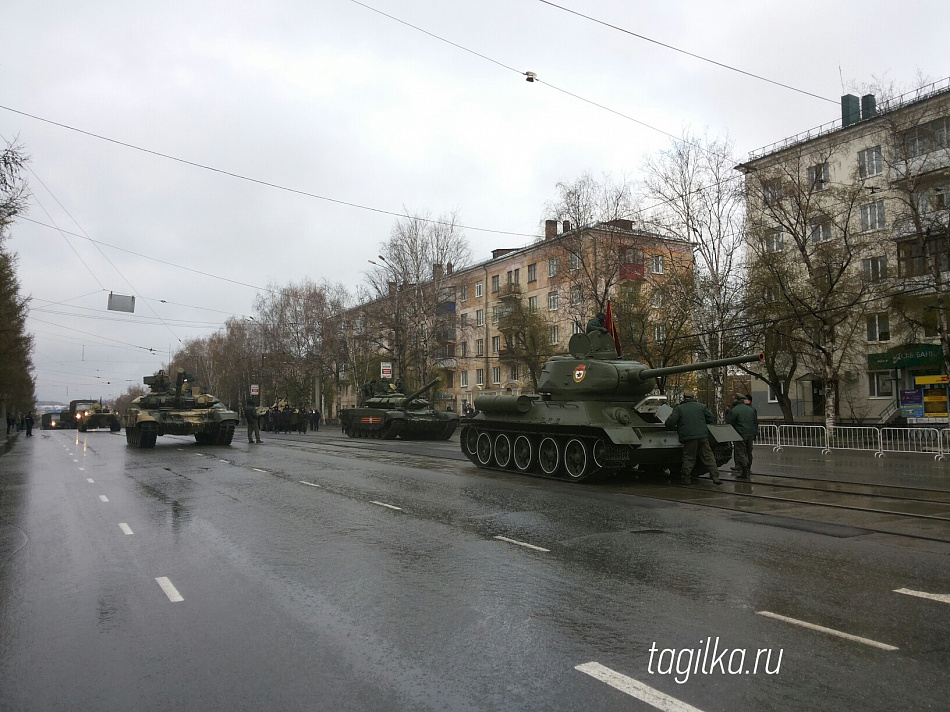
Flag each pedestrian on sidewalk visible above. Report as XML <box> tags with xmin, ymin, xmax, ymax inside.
<box><xmin>244</xmin><ymin>398</ymin><xmax>262</xmax><ymax>444</ymax></box>
<box><xmin>665</xmin><ymin>393</ymin><xmax>722</xmax><ymax>485</ymax></box>
<box><xmin>727</xmin><ymin>393</ymin><xmax>758</xmax><ymax>480</ymax></box>
<box><xmin>24</xmin><ymin>412</ymin><xmax>34</xmax><ymax>437</ymax></box>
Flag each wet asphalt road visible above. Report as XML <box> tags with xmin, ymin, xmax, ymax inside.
<box><xmin>1</xmin><ymin>429</ymin><xmax>949</xmax><ymax>711</ymax></box>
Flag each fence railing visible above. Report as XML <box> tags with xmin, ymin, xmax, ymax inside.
<box><xmin>766</xmin><ymin>425</ymin><xmax>949</xmax><ymax>461</ymax></box>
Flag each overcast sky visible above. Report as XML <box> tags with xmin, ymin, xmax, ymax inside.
<box><xmin>2</xmin><ymin>0</ymin><xmax>946</xmax><ymax>403</ymax></box>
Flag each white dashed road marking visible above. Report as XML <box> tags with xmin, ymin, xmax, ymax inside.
<box><xmin>575</xmin><ymin>662</ymin><xmax>705</xmax><ymax>712</ymax></box>
<box><xmin>99</xmin><ymin>495</ymin><xmax>109</xmax><ymax>502</ymax></box>
<box><xmin>156</xmin><ymin>577</ymin><xmax>184</xmax><ymax>602</ymax></box>
<box><xmin>494</xmin><ymin>535</ymin><xmax>550</xmax><ymax>552</ymax></box>
<box><xmin>253</xmin><ymin>468</ymin><xmax>267</xmax><ymax>473</ymax></box>
<box><xmin>219</xmin><ymin>459</ymin><xmax>228</xmax><ymax>463</ymax></box>
<box><xmin>757</xmin><ymin>611</ymin><xmax>897</xmax><ymax>650</ymax></box>
<box><xmin>371</xmin><ymin>501</ymin><xmax>402</xmax><ymax>511</ymax></box>
<box><xmin>894</xmin><ymin>588</ymin><xmax>950</xmax><ymax>604</ymax></box>
<box><xmin>118</xmin><ymin>523</ymin><xmax>133</xmax><ymax>535</ymax></box>
<box><xmin>86</xmin><ymin>478</ymin><xmax>94</xmax><ymax>483</ymax></box>
<box><xmin>300</xmin><ymin>481</ymin><xmax>321</xmax><ymax>487</ymax></box>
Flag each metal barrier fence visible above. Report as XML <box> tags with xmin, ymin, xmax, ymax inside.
<box><xmin>763</xmin><ymin>424</ymin><xmax>949</xmax><ymax>461</ymax></box>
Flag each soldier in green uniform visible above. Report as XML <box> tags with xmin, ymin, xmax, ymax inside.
<box><xmin>665</xmin><ymin>392</ymin><xmax>722</xmax><ymax>486</ymax></box>
<box><xmin>726</xmin><ymin>393</ymin><xmax>758</xmax><ymax>480</ymax></box>
<box><xmin>586</xmin><ymin>312</ymin><xmax>608</xmax><ymax>334</ymax></box>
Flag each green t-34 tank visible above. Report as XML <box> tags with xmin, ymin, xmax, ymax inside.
<box><xmin>341</xmin><ymin>378</ymin><xmax>459</xmax><ymax>440</ymax></box>
<box><xmin>123</xmin><ymin>368</ymin><xmax>240</xmax><ymax>448</ymax></box>
<box><xmin>460</xmin><ymin>331</ymin><xmax>763</xmax><ymax>481</ymax></box>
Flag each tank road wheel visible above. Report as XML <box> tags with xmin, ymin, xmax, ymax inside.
<box><xmin>462</xmin><ymin>427</ymin><xmax>479</xmax><ymax>457</ymax></box>
<box><xmin>195</xmin><ymin>433</ymin><xmax>212</xmax><ymax>445</ymax></box>
<box><xmin>440</xmin><ymin>420</ymin><xmax>458</xmax><ymax>440</ymax></box>
<box><xmin>493</xmin><ymin>434</ymin><xmax>512</xmax><ymax>468</ymax></box>
<box><xmin>476</xmin><ymin>432</ymin><xmax>493</xmax><ymax>466</ymax></box>
<box><xmin>382</xmin><ymin>421</ymin><xmax>398</xmax><ymax>440</ymax></box>
<box><xmin>126</xmin><ymin>426</ymin><xmax>138</xmax><ymax>446</ymax></box>
<box><xmin>110</xmin><ymin>421</ymin><xmax>121</xmax><ymax>432</ymax></box>
<box><xmin>513</xmin><ymin>435</ymin><xmax>533</xmax><ymax>472</ymax></box>
<box><xmin>538</xmin><ymin>437</ymin><xmax>560</xmax><ymax>475</ymax></box>
<box><xmin>712</xmin><ymin>441</ymin><xmax>733</xmax><ymax>467</ymax></box>
<box><xmin>563</xmin><ymin>438</ymin><xmax>590</xmax><ymax>480</ymax></box>
<box><xmin>216</xmin><ymin>423</ymin><xmax>235</xmax><ymax>445</ymax></box>
<box><xmin>139</xmin><ymin>423</ymin><xmax>158</xmax><ymax>449</ymax></box>
<box><xmin>592</xmin><ymin>439</ymin><xmax>609</xmax><ymax>469</ymax></box>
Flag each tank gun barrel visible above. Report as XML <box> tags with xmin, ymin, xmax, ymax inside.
<box><xmin>637</xmin><ymin>352</ymin><xmax>764</xmax><ymax>381</ymax></box>
<box><xmin>403</xmin><ymin>378</ymin><xmax>440</xmax><ymax>405</ymax></box>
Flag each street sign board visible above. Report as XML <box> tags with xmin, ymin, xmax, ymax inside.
<box><xmin>381</xmin><ymin>362</ymin><xmax>393</xmax><ymax>378</ymax></box>
<box><xmin>250</xmin><ymin>384</ymin><xmax>259</xmax><ymax>396</ymax></box>
<box><xmin>915</xmin><ymin>375</ymin><xmax>949</xmax><ymax>385</ymax></box>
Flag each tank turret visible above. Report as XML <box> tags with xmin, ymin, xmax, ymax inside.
<box><xmin>461</xmin><ymin>330</ymin><xmax>764</xmax><ymax>482</ymax></box>
<box><xmin>341</xmin><ymin>378</ymin><xmax>459</xmax><ymax>440</ymax></box>
<box><xmin>122</xmin><ymin>369</ymin><xmax>239</xmax><ymax>448</ymax></box>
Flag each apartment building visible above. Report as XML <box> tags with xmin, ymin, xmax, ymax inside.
<box><xmin>737</xmin><ymin>79</ymin><xmax>950</xmax><ymax>423</ymax></box>
<box><xmin>337</xmin><ymin>219</ymin><xmax>691</xmax><ymax>413</ymax></box>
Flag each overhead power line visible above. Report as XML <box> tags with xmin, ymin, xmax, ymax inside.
<box><xmin>536</xmin><ymin>0</ymin><xmax>837</xmax><ymax>104</ymax></box>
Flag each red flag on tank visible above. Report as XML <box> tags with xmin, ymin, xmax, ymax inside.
<box><xmin>604</xmin><ymin>300</ymin><xmax>621</xmax><ymax>356</ymax></box>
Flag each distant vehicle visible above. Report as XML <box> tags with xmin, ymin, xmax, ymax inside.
<box><xmin>40</xmin><ymin>412</ymin><xmax>62</xmax><ymax>430</ymax></box>
<box><xmin>340</xmin><ymin>379</ymin><xmax>459</xmax><ymax>440</ymax></box>
<box><xmin>460</xmin><ymin>330</ymin><xmax>764</xmax><ymax>481</ymax></box>
<box><xmin>122</xmin><ymin>369</ymin><xmax>239</xmax><ymax>448</ymax></box>
<box><xmin>76</xmin><ymin>403</ymin><xmax>122</xmax><ymax>432</ymax></box>
<box><xmin>62</xmin><ymin>400</ymin><xmax>99</xmax><ymax>429</ymax></box>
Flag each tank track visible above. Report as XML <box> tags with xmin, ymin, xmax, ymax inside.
<box><xmin>215</xmin><ymin>422</ymin><xmax>235</xmax><ymax>445</ymax></box>
<box><xmin>460</xmin><ymin>424</ymin><xmax>614</xmax><ymax>482</ymax></box>
<box><xmin>126</xmin><ymin>422</ymin><xmax>158</xmax><ymax>448</ymax></box>
<box><xmin>345</xmin><ymin>420</ymin><xmax>401</xmax><ymax>440</ymax></box>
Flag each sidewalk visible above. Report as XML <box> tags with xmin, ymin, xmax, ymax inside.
<box><xmin>739</xmin><ymin>445</ymin><xmax>950</xmax><ymax>492</ymax></box>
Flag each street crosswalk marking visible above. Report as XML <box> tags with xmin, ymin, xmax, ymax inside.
<box><xmin>118</xmin><ymin>523</ymin><xmax>133</xmax><ymax>535</ymax></box>
<box><xmin>99</xmin><ymin>495</ymin><xmax>109</xmax><ymax>502</ymax></box>
<box><xmin>156</xmin><ymin>577</ymin><xmax>183</xmax><ymax>602</ymax></box>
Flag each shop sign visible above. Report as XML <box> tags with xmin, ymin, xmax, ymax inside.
<box><xmin>900</xmin><ymin>389</ymin><xmax>925</xmax><ymax>418</ymax></box>
<box><xmin>915</xmin><ymin>375</ymin><xmax>949</xmax><ymax>385</ymax></box>
<box><xmin>867</xmin><ymin>344</ymin><xmax>943</xmax><ymax>370</ymax></box>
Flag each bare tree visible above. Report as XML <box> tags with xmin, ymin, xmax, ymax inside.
<box><xmin>496</xmin><ymin>284</ymin><xmax>558</xmax><ymax>391</ymax></box>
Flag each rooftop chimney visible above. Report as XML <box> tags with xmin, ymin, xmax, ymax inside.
<box><xmin>545</xmin><ymin>219</ymin><xmax>558</xmax><ymax>240</ymax></box>
<box><xmin>562</xmin><ymin>220</ymin><xmax>571</xmax><ymax>233</ymax></box>
<box><xmin>841</xmin><ymin>94</ymin><xmax>860</xmax><ymax>127</ymax></box>
<box><xmin>861</xmin><ymin>94</ymin><xmax>877</xmax><ymax>120</ymax></box>
<box><xmin>432</xmin><ymin>263</ymin><xmax>444</xmax><ymax>280</ymax></box>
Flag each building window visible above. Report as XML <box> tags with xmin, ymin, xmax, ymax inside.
<box><xmin>653</xmin><ymin>324</ymin><xmax>666</xmax><ymax>343</ymax></box>
<box><xmin>460</xmin><ymin>371</ymin><xmax>468</xmax><ymax>388</ymax></box>
<box><xmin>550</xmin><ymin>325</ymin><xmax>559</xmax><ymax>344</ymax></box>
<box><xmin>625</xmin><ymin>247</ymin><xmax>643</xmax><ymax>265</ymax></box>
<box><xmin>476</xmin><ymin>309</ymin><xmax>484</xmax><ymax>326</ymax></box>
<box><xmin>548</xmin><ymin>291</ymin><xmax>559</xmax><ymax>310</ymax></box>
<box><xmin>548</xmin><ymin>258</ymin><xmax>558</xmax><ymax>277</ymax></box>
<box><xmin>572</xmin><ymin>321</ymin><xmax>584</xmax><ymax>334</ymax></box>
<box><xmin>510</xmin><ymin>365</ymin><xmax>518</xmax><ymax>381</ymax></box>
<box><xmin>863</xmin><ymin>256</ymin><xmax>887</xmax><ymax>282</ymax></box>
<box><xmin>807</xmin><ymin>162</ymin><xmax>829</xmax><ymax>191</ymax></box>
<box><xmin>491</xmin><ymin>306</ymin><xmax>499</xmax><ymax>324</ymax></box>
<box><xmin>476</xmin><ymin>369</ymin><xmax>484</xmax><ymax>386</ymax></box>
<box><xmin>858</xmin><ymin>146</ymin><xmax>883</xmax><ymax>178</ymax></box>
<box><xmin>768</xmin><ymin>384</ymin><xmax>782</xmax><ymax>403</ymax></box>
<box><xmin>809</xmin><ymin>217</ymin><xmax>831</xmax><ymax>244</ymax></box>
<box><xmin>475</xmin><ymin>281</ymin><xmax>483</xmax><ymax>297</ymax></box>
<box><xmin>651</xmin><ymin>254</ymin><xmax>664</xmax><ymax>274</ymax></box>
<box><xmin>491</xmin><ymin>336</ymin><xmax>500</xmax><ymax>353</ymax></box>
<box><xmin>570</xmin><ymin>285</ymin><xmax>582</xmax><ymax>306</ymax></box>
<box><xmin>860</xmin><ymin>200</ymin><xmax>885</xmax><ymax>232</ymax></box>
<box><xmin>492</xmin><ymin>367</ymin><xmax>501</xmax><ymax>385</ymax></box>
<box><xmin>528</xmin><ymin>263</ymin><xmax>537</xmax><ymax>282</ymax></box>
<box><xmin>513</xmin><ymin>268</ymin><xmax>520</xmax><ymax>285</ymax></box>
<box><xmin>444</xmin><ymin>371</ymin><xmax>454</xmax><ymax>389</ymax></box>
<box><xmin>867</xmin><ymin>313</ymin><xmax>890</xmax><ymax>342</ymax></box>
<box><xmin>763</xmin><ymin>286</ymin><xmax>777</xmax><ymax>303</ymax></box>
<box><xmin>918</xmin><ymin>184</ymin><xmax>949</xmax><ymax>214</ymax></box>
<box><xmin>459</xmin><ymin>312</ymin><xmax>469</xmax><ymax>328</ymax></box>
<box><xmin>528</xmin><ymin>296</ymin><xmax>538</xmax><ymax>312</ymax></box>
<box><xmin>569</xmin><ymin>251</ymin><xmax>580</xmax><ymax>271</ymax></box>
<box><xmin>491</xmin><ymin>275</ymin><xmax>500</xmax><ymax>293</ymax></box>
<box><xmin>460</xmin><ymin>341</ymin><xmax>468</xmax><ymax>357</ymax></box>
<box><xmin>460</xmin><ymin>285</ymin><xmax>468</xmax><ymax>302</ymax></box>
<box><xmin>764</xmin><ymin>228</ymin><xmax>784</xmax><ymax>253</ymax></box>
<box><xmin>903</xmin><ymin>118</ymin><xmax>949</xmax><ymax>158</ymax></box>
<box><xmin>476</xmin><ymin>339</ymin><xmax>484</xmax><ymax>356</ymax></box>
<box><xmin>868</xmin><ymin>371</ymin><xmax>893</xmax><ymax>398</ymax></box>
<box><xmin>762</xmin><ymin>178</ymin><xmax>782</xmax><ymax>204</ymax></box>
<box><xmin>651</xmin><ymin>290</ymin><xmax>663</xmax><ymax>309</ymax></box>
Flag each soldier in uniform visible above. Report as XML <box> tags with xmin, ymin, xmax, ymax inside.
<box><xmin>665</xmin><ymin>392</ymin><xmax>722</xmax><ymax>486</ymax></box>
<box><xmin>586</xmin><ymin>312</ymin><xmax>608</xmax><ymax>334</ymax></box>
<box><xmin>726</xmin><ymin>393</ymin><xmax>758</xmax><ymax>480</ymax></box>
<box><xmin>244</xmin><ymin>398</ymin><xmax>262</xmax><ymax>444</ymax></box>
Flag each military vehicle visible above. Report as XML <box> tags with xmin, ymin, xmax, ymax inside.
<box><xmin>73</xmin><ymin>401</ymin><xmax>121</xmax><ymax>432</ymax></box>
<box><xmin>340</xmin><ymin>378</ymin><xmax>459</xmax><ymax>440</ymax></box>
<box><xmin>460</xmin><ymin>331</ymin><xmax>764</xmax><ymax>481</ymax></box>
<box><xmin>123</xmin><ymin>369</ymin><xmax>239</xmax><ymax>448</ymax></box>
<box><xmin>61</xmin><ymin>400</ymin><xmax>98</xmax><ymax>429</ymax></box>
<box><xmin>41</xmin><ymin>412</ymin><xmax>62</xmax><ymax>430</ymax></box>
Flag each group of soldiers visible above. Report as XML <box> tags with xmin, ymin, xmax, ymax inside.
<box><xmin>358</xmin><ymin>377</ymin><xmax>406</xmax><ymax>405</ymax></box>
<box><xmin>243</xmin><ymin>398</ymin><xmax>321</xmax><ymax>444</ymax></box>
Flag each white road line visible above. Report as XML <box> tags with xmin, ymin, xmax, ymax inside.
<box><xmin>73</xmin><ymin>459</ymin><xmax>78</xmax><ymax>463</ymax></box>
<box><xmin>155</xmin><ymin>577</ymin><xmax>184</xmax><ymax>602</ymax></box>
<box><xmin>86</xmin><ymin>478</ymin><xmax>94</xmax><ymax>483</ymax></box>
<box><xmin>253</xmin><ymin>468</ymin><xmax>267</xmax><ymax>473</ymax></box>
<box><xmin>493</xmin><ymin>535</ymin><xmax>550</xmax><ymax>552</ymax></box>
<box><xmin>895</xmin><ymin>588</ymin><xmax>950</xmax><ymax>604</ymax></box>
<box><xmin>195</xmin><ymin>453</ymin><xmax>206</xmax><ymax>457</ymax></box>
<box><xmin>575</xmin><ymin>662</ymin><xmax>704</xmax><ymax>712</ymax></box>
<box><xmin>177</xmin><ymin>448</ymin><xmax>184</xmax><ymax>451</ymax></box>
<box><xmin>300</xmin><ymin>480</ymin><xmax>321</xmax><ymax>487</ymax></box>
<box><xmin>371</xmin><ymin>501</ymin><xmax>402</xmax><ymax>511</ymax></box>
<box><xmin>99</xmin><ymin>495</ymin><xmax>109</xmax><ymax>502</ymax></box>
<box><xmin>756</xmin><ymin>611</ymin><xmax>898</xmax><ymax>650</ymax></box>
<box><xmin>118</xmin><ymin>523</ymin><xmax>133</xmax><ymax>535</ymax></box>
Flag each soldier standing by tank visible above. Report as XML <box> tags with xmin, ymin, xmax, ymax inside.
<box><xmin>665</xmin><ymin>393</ymin><xmax>722</xmax><ymax>486</ymax></box>
<box><xmin>726</xmin><ymin>393</ymin><xmax>758</xmax><ymax>480</ymax></box>
<box><xmin>586</xmin><ymin>312</ymin><xmax>608</xmax><ymax>334</ymax></box>
<box><xmin>244</xmin><ymin>398</ymin><xmax>262</xmax><ymax>444</ymax></box>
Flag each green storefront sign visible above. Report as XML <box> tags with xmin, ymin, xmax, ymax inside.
<box><xmin>866</xmin><ymin>343</ymin><xmax>944</xmax><ymax>370</ymax></box>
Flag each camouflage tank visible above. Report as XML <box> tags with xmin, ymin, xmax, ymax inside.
<box><xmin>341</xmin><ymin>378</ymin><xmax>459</xmax><ymax>440</ymax></box>
<box><xmin>76</xmin><ymin>401</ymin><xmax>121</xmax><ymax>432</ymax></box>
<box><xmin>123</xmin><ymin>369</ymin><xmax>239</xmax><ymax>448</ymax></box>
<box><xmin>460</xmin><ymin>331</ymin><xmax>764</xmax><ymax>481</ymax></box>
